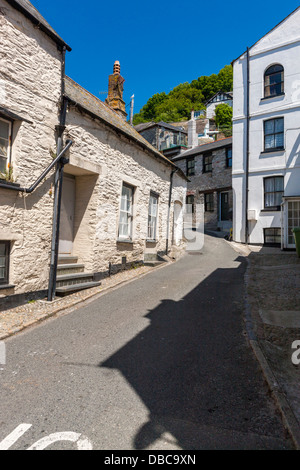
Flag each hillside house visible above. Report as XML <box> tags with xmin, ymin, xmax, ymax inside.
<box><xmin>172</xmin><ymin>138</ymin><xmax>233</xmax><ymax>233</ymax></box>
<box><xmin>134</xmin><ymin>121</ymin><xmax>188</xmax><ymax>159</ymax></box>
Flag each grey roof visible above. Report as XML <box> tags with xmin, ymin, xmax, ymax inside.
<box><xmin>172</xmin><ymin>137</ymin><xmax>232</xmax><ymax>161</ymax></box>
<box><xmin>64</xmin><ymin>77</ymin><xmax>188</xmax><ymax>180</ymax></box>
<box><xmin>204</xmin><ymin>91</ymin><xmax>233</xmax><ymax>106</ymax></box>
<box><xmin>6</xmin><ymin>0</ymin><xmax>71</xmax><ymax>51</ymax></box>
<box><xmin>135</xmin><ymin>121</ymin><xmax>187</xmax><ymax>134</ymax></box>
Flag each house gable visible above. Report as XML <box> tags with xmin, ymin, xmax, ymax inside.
<box><xmin>251</xmin><ymin>7</ymin><xmax>300</xmax><ymax>55</ymax></box>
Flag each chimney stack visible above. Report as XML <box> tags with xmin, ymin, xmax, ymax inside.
<box><xmin>105</xmin><ymin>61</ymin><xmax>127</xmax><ymax>120</ymax></box>
<box><xmin>188</xmin><ymin>110</ymin><xmax>198</xmax><ymax>148</ymax></box>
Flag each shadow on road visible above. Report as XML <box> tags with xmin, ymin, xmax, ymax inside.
<box><xmin>99</xmin><ymin>255</ymin><xmax>290</xmax><ymax>450</ymax></box>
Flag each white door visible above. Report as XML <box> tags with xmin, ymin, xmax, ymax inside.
<box><xmin>59</xmin><ymin>175</ymin><xmax>75</xmax><ymax>255</ymax></box>
<box><xmin>286</xmin><ymin>200</ymin><xmax>300</xmax><ymax>249</ymax></box>
<box><xmin>173</xmin><ymin>201</ymin><xmax>183</xmax><ymax>246</ymax></box>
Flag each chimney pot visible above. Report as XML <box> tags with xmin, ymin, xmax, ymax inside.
<box><xmin>113</xmin><ymin>60</ymin><xmax>121</xmax><ymax>75</ymax></box>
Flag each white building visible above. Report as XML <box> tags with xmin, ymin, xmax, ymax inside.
<box><xmin>205</xmin><ymin>92</ymin><xmax>233</xmax><ymax>120</ymax></box>
<box><xmin>232</xmin><ymin>7</ymin><xmax>300</xmax><ymax>249</ymax></box>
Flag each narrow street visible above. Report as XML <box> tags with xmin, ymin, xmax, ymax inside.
<box><xmin>0</xmin><ymin>234</ymin><xmax>293</xmax><ymax>450</ymax></box>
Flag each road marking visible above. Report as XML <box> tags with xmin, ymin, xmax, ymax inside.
<box><xmin>27</xmin><ymin>432</ymin><xmax>93</xmax><ymax>450</ymax></box>
<box><xmin>0</xmin><ymin>424</ymin><xmax>93</xmax><ymax>450</ymax></box>
<box><xmin>0</xmin><ymin>423</ymin><xmax>32</xmax><ymax>450</ymax></box>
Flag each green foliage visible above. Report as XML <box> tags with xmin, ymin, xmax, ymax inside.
<box><xmin>214</xmin><ymin>103</ymin><xmax>233</xmax><ymax>136</ymax></box>
<box><xmin>0</xmin><ymin>164</ymin><xmax>14</xmax><ymax>183</ymax></box>
<box><xmin>133</xmin><ymin>65</ymin><xmax>233</xmax><ymax>125</ymax></box>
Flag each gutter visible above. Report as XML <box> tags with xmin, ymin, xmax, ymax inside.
<box><xmin>245</xmin><ymin>47</ymin><xmax>250</xmax><ymax>244</ymax></box>
<box><xmin>166</xmin><ymin>168</ymin><xmax>179</xmax><ymax>254</ymax></box>
<box><xmin>0</xmin><ymin>139</ymin><xmax>72</xmax><ymax>193</ymax></box>
<box><xmin>47</xmin><ymin>46</ymin><xmax>69</xmax><ymax>301</ymax></box>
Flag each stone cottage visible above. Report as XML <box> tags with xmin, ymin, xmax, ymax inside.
<box><xmin>134</xmin><ymin>121</ymin><xmax>188</xmax><ymax>159</ymax></box>
<box><xmin>0</xmin><ymin>0</ymin><xmax>187</xmax><ymax>304</ymax></box>
<box><xmin>172</xmin><ymin>138</ymin><xmax>233</xmax><ymax>233</ymax></box>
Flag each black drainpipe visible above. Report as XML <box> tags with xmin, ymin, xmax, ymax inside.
<box><xmin>245</xmin><ymin>47</ymin><xmax>250</xmax><ymax>244</ymax></box>
<box><xmin>47</xmin><ymin>46</ymin><xmax>68</xmax><ymax>301</ymax></box>
<box><xmin>166</xmin><ymin>168</ymin><xmax>178</xmax><ymax>254</ymax></box>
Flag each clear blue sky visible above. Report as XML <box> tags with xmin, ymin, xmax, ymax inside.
<box><xmin>30</xmin><ymin>0</ymin><xmax>300</xmax><ymax>116</ymax></box>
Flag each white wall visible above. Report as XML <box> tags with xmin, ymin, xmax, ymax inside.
<box><xmin>232</xmin><ymin>7</ymin><xmax>300</xmax><ymax>244</ymax></box>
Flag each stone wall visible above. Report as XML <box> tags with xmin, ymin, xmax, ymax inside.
<box><xmin>175</xmin><ymin>146</ymin><xmax>232</xmax><ymax>230</ymax></box>
<box><xmin>0</xmin><ymin>2</ymin><xmax>187</xmax><ymax>300</ymax></box>
<box><xmin>65</xmin><ymin>106</ymin><xmax>186</xmax><ymax>276</ymax></box>
<box><xmin>0</xmin><ymin>1</ymin><xmax>63</xmax><ymax>297</ymax></box>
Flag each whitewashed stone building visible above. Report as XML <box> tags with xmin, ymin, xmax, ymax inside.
<box><xmin>205</xmin><ymin>92</ymin><xmax>233</xmax><ymax>120</ymax></box>
<box><xmin>0</xmin><ymin>0</ymin><xmax>187</xmax><ymax>304</ymax></box>
<box><xmin>232</xmin><ymin>7</ymin><xmax>300</xmax><ymax>248</ymax></box>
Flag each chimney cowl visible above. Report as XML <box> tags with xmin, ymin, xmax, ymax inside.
<box><xmin>113</xmin><ymin>60</ymin><xmax>120</xmax><ymax>75</ymax></box>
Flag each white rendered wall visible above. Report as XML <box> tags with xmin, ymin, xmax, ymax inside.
<box><xmin>232</xmin><ymin>7</ymin><xmax>300</xmax><ymax>244</ymax></box>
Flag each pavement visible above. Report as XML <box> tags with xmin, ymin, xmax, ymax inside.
<box><xmin>228</xmin><ymin>239</ymin><xmax>300</xmax><ymax>450</ymax></box>
<box><xmin>0</xmin><ymin>233</ymin><xmax>299</xmax><ymax>449</ymax></box>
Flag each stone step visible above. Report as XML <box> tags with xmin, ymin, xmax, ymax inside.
<box><xmin>56</xmin><ymin>263</ymin><xmax>85</xmax><ymax>275</ymax></box>
<box><xmin>143</xmin><ymin>260</ymin><xmax>165</xmax><ymax>267</ymax></box>
<box><xmin>56</xmin><ymin>272</ymin><xmax>95</xmax><ymax>288</ymax></box>
<box><xmin>57</xmin><ymin>255</ymin><xmax>78</xmax><ymax>265</ymax></box>
<box><xmin>56</xmin><ymin>281</ymin><xmax>101</xmax><ymax>295</ymax></box>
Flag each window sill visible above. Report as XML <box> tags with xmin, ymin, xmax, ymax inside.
<box><xmin>117</xmin><ymin>238</ymin><xmax>134</xmax><ymax>244</ymax></box>
<box><xmin>146</xmin><ymin>239</ymin><xmax>158</xmax><ymax>244</ymax></box>
<box><xmin>0</xmin><ymin>284</ymin><xmax>15</xmax><ymax>290</ymax></box>
<box><xmin>261</xmin><ymin>148</ymin><xmax>284</xmax><ymax>155</ymax></box>
<box><xmin>261</xmin><ymin>207</ymin><xmax>281</xmax><ymax>212</ymax></box>
<box><xmin>260</xmin><ymin>93</ymin><xmax>285</xmax><ymax>102</ymax></box>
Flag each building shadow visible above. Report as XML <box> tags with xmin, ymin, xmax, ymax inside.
<box><xmin>99</xmin><ymin>255</ymin><xmax>287</xmax><ymax>450</ymax></box>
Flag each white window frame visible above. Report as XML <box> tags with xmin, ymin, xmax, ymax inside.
<box><xmin>0</xmin><ymin>117</ymin><xmax>12</xmax><ymax>174</ymax></box>
<box><xmin>118</xmin><ymin>183</ymin><xmax>134</xmax><ymax>240</ymax></box>
<box><xmin>147</xmin><ymin>192</ymin><xmax>159</xmax><ymax>241</ymax></box>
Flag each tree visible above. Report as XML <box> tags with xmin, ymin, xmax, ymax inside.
<box><xmin>132</xmin><ymin>65</ymin><xmax>233</xmax><ymax>125</ymax></box>
<box><xmin>214</xmin><ymin>103</ymin><xmax>233</xmax><ymax>137</ymax></box>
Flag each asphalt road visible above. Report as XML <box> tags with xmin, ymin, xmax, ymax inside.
<box><xmin>0</xmin><ymin>234</ymin><xmax>294</xmax><ymax>450</ymax></box>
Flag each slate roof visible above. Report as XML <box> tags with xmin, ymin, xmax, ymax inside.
<box><xmin>135</xmin><ymin>121</ymin><xmax>187</xmax><ymax>134</ymax></box>
<box><xmin>204</xmin><ymin>91</ymin><xmax>233</xmax><ymax>106</ymax></box>
<box><xmin>6</xmin><ymin>0</ymin><xmax>71</xmax><ymax>51</ymax></box>
<box><xmin>64</xmin><ymin>77</ymin><xmax>188</xmax><ymax>179</ymax></box>
<box><xmin>172</xmin><ymin>137</ymin><xmax>232</xmax><ymax>161</ymax></box>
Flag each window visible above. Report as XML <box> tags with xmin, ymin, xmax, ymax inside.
<box><xmin>186</xmin><ymin>194</ymin><xmax>195</xmax><ymax>213</ymax></box>
<box><xmin>118</xmin><ymin>183</ymin><xmax>134</xmax><ymax>240</ymax></box>
<box><xmin>287</xmin><ymin>200</ymin><xmax>300</xmax><ymax>246</ymax></box>
<box><xmin>148</xmin><ymin>192</ymin><xmax>158</xmax><ymax>240</ymax></box>
<box><xmin>226</xmin><ymin>147</ymin><xmax>232</xmax><ymax>167</ymax></box>
<box><xmin>264</xmin><ymin>118</ymin><xmax>284</xmax><ymax>151</ymax></box>
<box><xmin>204</xmin><ymin>193</ymin><xmax>214</xmax><ymax>212</ymax></box>
<box><xmin>0</xmin><ymin>241</ymin><xmax>9</xmax><ymax>285</ymax></box>
<box><xmin>0</xmin><ymin>118</ymin><xmax>11</xmax><ymax>174</ymax></box>
<box><xmin>203</xmin><ymin>154</ymin><xmax>212</xmax><ymax>173</ymax></box>
<box><xmin>264</xmin><ymin>176</ymin><xmax>284</xmax><ymax>209</ymax></box>
<box><xmin>264</xmin><ymin>64</ymin><xmax>284</xmax><ymax>98</ymax></box>
<box><xmin>186</xmin><ymin>158</ymin><xmax>195</xmax><ymax>176</ymax></box>
<box><xmin>264</xmin><ymin>228</ymin><xmax>281</xmax><ymax>246</ymax></box>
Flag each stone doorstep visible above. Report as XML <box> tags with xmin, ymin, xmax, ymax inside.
<box><xmin>259</xmin><ymin>310</ymin><xmax>300</xmax><ymax>329</ymax></box>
